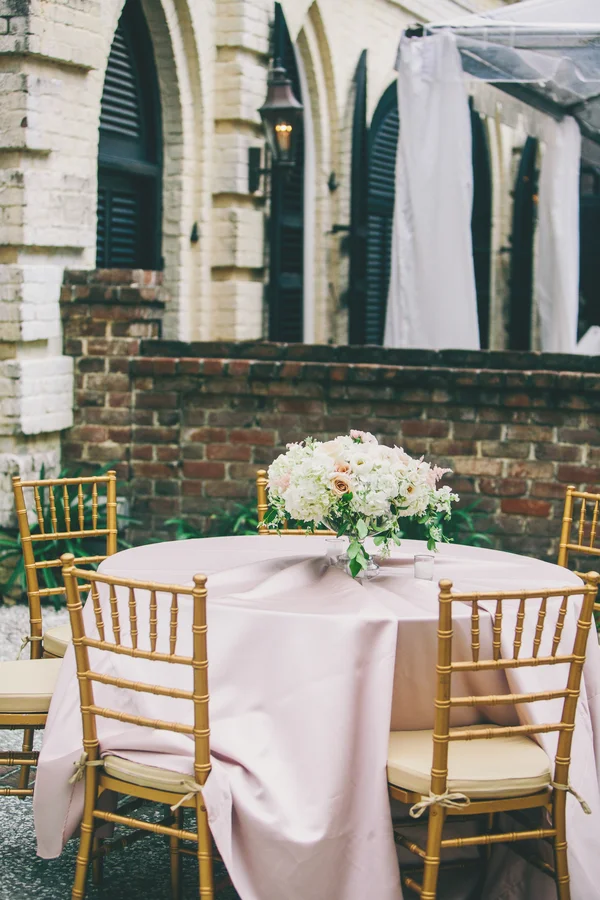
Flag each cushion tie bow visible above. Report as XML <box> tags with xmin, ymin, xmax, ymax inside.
<box><xmin>552</xmin><ymin>781</ymin><xmax>591</xmax><ymax>815</ymax></box>
<box><xmin>170</xmin><ymin>783</ymin><xmax>203</xmax><ymax>812</ymax></box>
<box><xmin>68</xmin><ymin>751</ymin><xmax>104</xmax><ymax>785</ymax></box>
<box><xmin>409</xmin><ymin>790</ymin><xmax>471</xmax><ymax>819</ymax></box>
<box><xmin>17</xmin><ymin>634</ymin><xmax>43</xmax><ymax>660</ymax></box>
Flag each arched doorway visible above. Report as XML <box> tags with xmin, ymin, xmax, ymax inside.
<box><xmin>509</xmin><ymin>137</ymin><xmax>538</xmax><ymax>350</ymax></box>
<box><xmin>579</xmin><ymin>161</ymin><xmax>600</xmax><ymax>340</ymax></box>
<box><xmin>97</xmin><ymin>0</ymin><xmax>162</xmax><ymax>270</ymax></box>
<box><xmin>358</xmin><ymin>87</ymin><xmax>491</xmax><ymax>346</ymax></box>
<box><xmin>471</xmin><ymin>107</ymin><xmax>492</xmax><ymax>349</ymax></box>
<box><xmin>268</xmin><ymin>4</ymin><xmax>305</xmax><ymax>342</ymax></box>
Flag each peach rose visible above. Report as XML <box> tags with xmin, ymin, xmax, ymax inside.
<box><xmin>330</xmin><ymin>473</ymin><xmax>352</xmax><ymax>496</ymax></box>
<box><xmin>335</xmin><ymin>462</ymin><xmax>351</xmax><ymax>474</ymax></box>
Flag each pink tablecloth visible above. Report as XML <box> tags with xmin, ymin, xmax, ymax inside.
<box><xmin>34</xmin><ymin>537</ymin><xmax>600</xmax><ymax>900</ymax></box>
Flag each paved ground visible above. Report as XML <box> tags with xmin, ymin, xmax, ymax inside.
<box><xmin>0</xmin><ymin>605</ymin><xmax>239</xmax><ymax>900</ymax></box>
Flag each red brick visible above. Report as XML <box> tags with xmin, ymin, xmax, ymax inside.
<box><xmin>202</xmin><ymin>359</ymin><xmax>225</xmax><ymax>376</ymax></box>
<box><xmin>75</xmin><ymin>425</ymin><xmax>108</xmax><ymax>442</ymax></box>
<box><xmin>481</xmin><ymin>441</ymin><xmax>529</xmax><ymax>459</ymax></box>
<box><xmin>132</xmin><ymin>462</ymin><xmax>176</xmax><ymax>478</ymax></box>
<box><xmin>451</xmin><ymin>458</ymin><xmax>503</xmax><ymax>476</ymax></box>
<box><xmin>507</xmin><ymin>461</ymin><xmax>555</xmax><ymax>479</ymax></box>
<box><xmin>156</xmin><ymin>446</ymin><xmax>180</xmax><ymax>462</ymax></box>
<box><xmin>227</xmin><ymin>360</ymin><xmax>251</xmax><ymax>377</ymax></box>
<box><xmin>230</xmin><ymin>428</ymin><xmax>275</xmax><ymax>446</ymax></box>
<box><xmin>204</xmin><ymin>481</ymin><xmax>251</xmax><ymax>498</ymax></box>
<box><xmin>505</xmin><ymin>424</ymin><xmax>554</xmax><ymax>441</ymax></box>
<box><xmin>558</xmin><ymin>427</ymin><xmax>600</xmax><ymax>445</ymax></box>
<box><xmin>531</xmin><ymin>482</ymin><xmax>570</xmax><ymax>500</ymax></box>
<box><xmin>557</xmin><ymin>465</ymin><xmax>600</xmax><ymax>484</ymax></box>
<box><xmin>535</xmin><ymin>443</ymin><xmax>581</xmax><ymax>462</ymax></box>
<box><xmin>401</xmin><ymin>421</ymin><xmax>449</xmax><ymax>438</ymax></box>
<box><xmin>279</xmin><ymin>399</ymin><xmax>324</xmax><ymax>414</ymax></box>
<box><xmin>182</xmin><ymin>461</ymin><xmax>225</xmax><ymax>479</ymax></box>
<box><xmin>501</xmin><ymin>498</ymin><xmax>551</xmax><ymax>517</ymax></box>
<box><xmin>132</xmin><ymin>445</ymin><xmax>153</xmax><ymax>461</ymax></box>
<box><xmin>134</xmin><ymin>392</ymin><xmax>179</xmax><ymax>410</ymax></box>
<box><xmin>480</xmin><ymin>478</ymin><xmax>527</xmax><ymax>497</ymax></box>
<box><xmin>453</xmin><ymin>423</ymin><xmax>501</xmax><ymax>440</ymax></box>
<box><xmin>134</xmin><ymin>426</ymin><xmax>178</xmax><ymax>444</ymax></box>
<box><xmin>206</xmin><ymin>444</ymin><xmax>251</xmax><ymax>461</ymax></box>
<box><xmin>108</xmin><ymin>427</ymin><xmax>131</xmax><ymax>443</ymax></box>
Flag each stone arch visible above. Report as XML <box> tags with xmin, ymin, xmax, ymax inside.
<box><xmin>95</xmin><ymin>0</ymin><xmax>209</xmax><ymax>339</ymax></box>
<box><xmin>295</xmin><ymin>2</ymin><xmax>339</xmax><ymax>343</ymax></box>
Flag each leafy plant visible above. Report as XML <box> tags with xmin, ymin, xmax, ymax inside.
<box><xmin>165</xmin><ymin>501</ymin><xmax>259</xmax><ymax>541</ymax></box>
<box><xmin>398</xmin><ymin>502</ymin><xmax>493</xmax><ymax>549</ymax></box>
<box><xmin>0</xmin><ymin>463</ymin><xmax>134</xmax><ymax>606</ymax></box>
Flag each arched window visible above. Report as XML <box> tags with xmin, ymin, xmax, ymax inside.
<box><xmin>358</xmin><ymin>87</ymin><xmax>492</xmax><ymax>346</ymax></box>
<box><xmin>268</xmin><ymin>5</ymin><xmax>305</xmax><ymax>342</ymax></box>
<box><xmin>509</xmin><ymin>137</ymin><xmax>538</xmax><ymax>350</ymax></box>
<box><xmin>96</xmin><ymin>0</ymin><xmax>162</xmax><ymax>270</ymax></box>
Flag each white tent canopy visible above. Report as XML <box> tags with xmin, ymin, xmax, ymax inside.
<box><xmin>384</xmin><ymin>0</ymin><xmax>600</xmax><ymax>354</ymax></box>
<box><xmin>427</xmin><ymin>0</ymin><xmax>600</xmax><ymax>144</ymax></box>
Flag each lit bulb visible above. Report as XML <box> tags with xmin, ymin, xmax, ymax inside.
<box><xmin>275</xmin><ymin>122</ymin><xmax>293</xmax><ymax>157</ymax></box>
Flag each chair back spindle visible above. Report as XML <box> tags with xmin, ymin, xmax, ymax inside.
<box><xmin>431</xmin><ymin>574</ymin><xmax>599</xmax><ymax>800</ymax></box>
<box><xmin>61</xmin><ymin>556</ymin><xmax>211</xmax><ymax>789</ymax></box>
<box><xmin>12</xmin><ymin>472</ymin><xmax>118</xmax><ymax>658</ymax></box>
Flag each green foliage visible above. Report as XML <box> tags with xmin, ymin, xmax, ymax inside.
<box><xmin>165</xmin><ymin>501</ymin><xmax>260</xmax><ymax>541</ymax></box>
<box><xmin>397</xmin><ymin>502</ymin><xmax>493</xmax><ymax>549</ymax></box>
<box><xmin>0</xmin><ymin>463</ymin><xmax>134</xmax><ymax>607</ymax></box>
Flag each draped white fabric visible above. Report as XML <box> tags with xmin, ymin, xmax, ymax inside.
<box><xmin>384</xmin><ymin>32</ymin><xmax>480</xmax><ymax>351</ymax></box>
<box><xmin>535</xmin><ymin>115</ymin><xmax>582</xmax><ymax>353</ymax></box>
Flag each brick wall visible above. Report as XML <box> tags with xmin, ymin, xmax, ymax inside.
<box><xmin>61</xmin><ymin>286</ymin><xmax>600</xmax><ymax>561</ymax></box>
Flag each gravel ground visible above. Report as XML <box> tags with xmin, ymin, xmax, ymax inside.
<box><xmin>0</xmin><ymin>604</ymin><xmax>239</xmax><ymax>900</ymax></box>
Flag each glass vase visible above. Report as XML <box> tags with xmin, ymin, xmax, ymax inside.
<box><xmin>336</xmin><ymin>536</ymin><xmax>380</xmax><ymax>580</ymax></box>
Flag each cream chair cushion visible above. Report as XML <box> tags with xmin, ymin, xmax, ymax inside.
<box><xmin>43</xmin><ymin>623</ymin><xmax>71</xmax><ymax>658</ymax></box>
<box><xmin>103</xmin><ymin>755</ymin><xmax>198</xmax><ymax>795</ymax></box>
<box><xmin>0</xmin><ymin>658</ymin><xmax>63</xmax><ymax>713</ymax></box>
<box><xmin>388</xmin><ymin>724</ymin><xmax>552</xmax><ymax>800</ymax></box>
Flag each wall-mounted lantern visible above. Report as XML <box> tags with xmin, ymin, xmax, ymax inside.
<box><xmin>249</xmin><ymin>60</ymin><xmax>304</xmax><ymax>193</ymax></box>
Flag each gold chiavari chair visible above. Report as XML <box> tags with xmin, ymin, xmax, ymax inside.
<box><xmin>61</xmin><ymin>553</ymin><xmax>214</xmax><ymax>900</ymax></box>
<box><xmin>388</xmin><ymin>573</ymin><xmax>599</xmax><ymax>900</ymax></box>
<box><xmin>12</xmin><ymin>471</ymin><xmax>118</xmax><ymax>795</ymax></box>
<box><xmin>0</xmin><ymin>656</ymin><xmax>63</xmax><ymax>799</ymax></box>
<box><xmin>12</xmin><ymin>470</ymin><xmax>118</xmax><ymax>660</ymax></box>
<box><xmin>558</xmin><ymin>485</ymin><xmax>600</xmax><ymax>612</ymax></box>
<box><xmin>256</xmin><ymin>469</ymin><xmax>335</xmax><ymax>535</ymax></box>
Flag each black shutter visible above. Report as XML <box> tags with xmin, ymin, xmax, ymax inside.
<box><xmin>348</xmin><ymin>51</ymin><xmax>369</xmax><ymax>345</ymax></box>
<box><xmin>268</xmin><ymin>6</ymin><xmax>305</xmax><ymax>343</ymax></box>
<box><xmin>509</xmin><ymin>137</ymin><xmax>538</xmax><ymax>350</ymax></box>
<box><xmin>97</xmin><ymin>0</ymin><xmax>162</xmax><ymax>270</ymax></box>
<box><xmin>471</xmin><ymin>106</ymin><xmax>492</xmax><ymax>349</ymax></box>
<box><xmin>365</xmin><ymin>83</ymin><xmax>399</xmax><ymax>345</ymax></box>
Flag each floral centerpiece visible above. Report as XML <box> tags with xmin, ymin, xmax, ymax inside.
<box><xmin>263</xmin><ymin>430</ymin><xmax>458</xmax><ymax>578</ymax></box>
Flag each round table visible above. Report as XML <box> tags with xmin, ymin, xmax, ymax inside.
<box><xmin>34</xmin><ymin>536</ymin><xmax>600</xmax><ymax>900</ymax></box>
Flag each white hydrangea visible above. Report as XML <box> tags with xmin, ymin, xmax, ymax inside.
<box><xmin>265</xmin><ymin>431</ymin><xmax>458</xmax><ymax>541</ymax></box>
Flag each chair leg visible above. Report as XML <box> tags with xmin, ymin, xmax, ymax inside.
<box><xmin>71</xmin><ymin>768</ymin><xmax>99</xmax><ymax>900</ymax></box>
<box><xmin>91</xmin><ymin>837</ymin><xmax>104</xmax><ymax>886</ymax></box>
<box><xmin>421</xmin><ymin>805</ymin><xmax>446</xmax><ymax>900</ymax></box>
<box><xmin>17</xmin><ymin>727</ymin><xmax>35</xmax><ymax>794</ymax></box>
<box><xmin>552</xmin><ymin>790</ymin><xmax>571</xmax><ymax>900</ymax></box>
<box><xmin>170</xmin><ymin>807</ymin><xmax>183</xmax><ymax>900</ymax></box>
<box><xmin>196</xmin><ymin>798</ymin><xmax>214</xmax><ymax>899</ymax></box>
